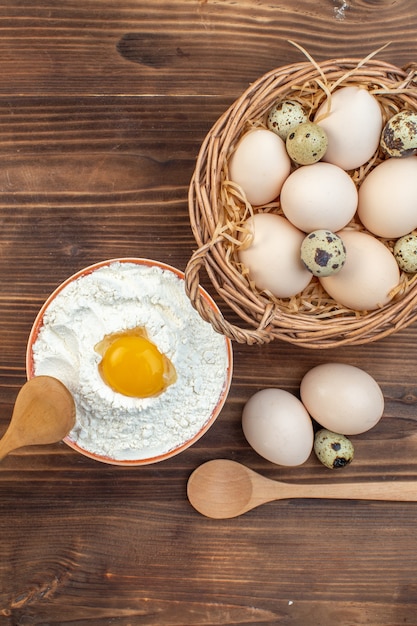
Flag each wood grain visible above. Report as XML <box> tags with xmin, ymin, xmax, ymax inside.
<box><xmin>1</xmin><ymin>1</ymin><xmax>417</xmax><ymax>624</ymax></box>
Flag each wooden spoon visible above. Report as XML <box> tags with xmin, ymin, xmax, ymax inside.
<box><xmin>187</xmin><ymin>459</ymin><xmax>417</xmax><ymax>519</ymax></box>
<box><xmin>0</xmin><ymin>376</ymin><xmax>76</xmax><ymax>461</ymax></box>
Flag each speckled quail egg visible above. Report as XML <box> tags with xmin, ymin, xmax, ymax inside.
<box><xmin>267</xmin><ymin>100</ymin><xmax>309</xmax><ymax>141</ymax></box>
<box><xmin>314</xmin><ymin>429</ymin><xmax>354</xmax><ymax>469</ymax></box>
<box><xmin>286</xmin><ymin>122</ymin><xmax>328</xmax><ymax>165</ymax></box>
<box><xmin>380</xmin><ymin>110</ymin><xmax>417</xmax><ymax>157</ymax></box>
<box><xmin>300</xmin><ymin>230</ymin><xmax>346</xmax><ymax>277</ymax></box>
<box><xmin>394</xmin><ymin>233</ymin><xmax>417</xmax><ymax>273</ymax></box>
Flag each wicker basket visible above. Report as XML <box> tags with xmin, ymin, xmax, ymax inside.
<box><xmin>185</xmin><ymin>56</ymin><xmax>417</xmax><ymax>348</ymax></box>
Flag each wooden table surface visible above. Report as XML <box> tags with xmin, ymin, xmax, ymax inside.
<box><xmin>1</xmin><ymin>1</ymin><xmax>417</xmax><ymax>624</ymax></box>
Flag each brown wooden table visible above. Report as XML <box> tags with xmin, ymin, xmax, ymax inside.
<box><xmin>1</xmin><ymin>1</ymin><xmax>417</xmax><ymax>624</ymax></box>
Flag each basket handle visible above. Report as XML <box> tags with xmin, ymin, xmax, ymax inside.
<box><xmin>184</xmin><ymin>245</ymin><xmax>274</xmax><ymax>345</ymax></box>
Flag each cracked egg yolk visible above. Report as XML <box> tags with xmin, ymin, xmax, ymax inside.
<box><xmin>95</xmin><ymin>328</ymin><xmax>176</xmax><ymax>398</ymax></box>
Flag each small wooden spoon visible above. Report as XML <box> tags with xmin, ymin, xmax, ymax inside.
<box><xmin>187</xmin><ymin>459</ymin><xmax>417</xmax><ymax>519</ymax></box>
<box><xmin>0</xmin><ymin>376</ymin><xmax>76</xmax><ymax>462</ymax></box>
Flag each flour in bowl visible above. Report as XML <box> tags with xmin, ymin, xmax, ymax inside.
<box><xmin>31</xmin><ymin>261</ymin><xmax>231</xmax><ymax>461</ymax></box>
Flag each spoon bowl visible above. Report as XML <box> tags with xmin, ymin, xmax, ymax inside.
<box><xmin>0</xmin><ymin>376</ymin><xmax>76</xmax><ymax>462</ymax></box>
<box><xmin>187</xmin><ymin>459</ymin><xmax>417</xmax><ymax>518</ymax></box>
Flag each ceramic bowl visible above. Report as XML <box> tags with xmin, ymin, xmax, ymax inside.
<box><xmin>26</xmin><ymin>258</ymin><xmax>233</xmax><ymax>465</ymax></box>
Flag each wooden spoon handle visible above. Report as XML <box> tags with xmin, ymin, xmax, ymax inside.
<box><xmin>269</xmin><ymin>479</ymin><xmax>417</xmax><ymax>502</ymax></box>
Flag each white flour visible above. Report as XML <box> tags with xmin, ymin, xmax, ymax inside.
<box><xmin>31</xmin><ymin>261</ymin><xmax>231</xmax><ymax>461</ymax></box>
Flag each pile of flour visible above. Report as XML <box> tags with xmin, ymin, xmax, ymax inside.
<box><xmin>32</xmin><ymin>261</ymin><xmax>231</xmax><ymax>461</ymax></box>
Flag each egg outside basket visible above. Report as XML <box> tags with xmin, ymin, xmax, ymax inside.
<box><xmin>185</xmin><ymin>56</ymin><xmax>417</xmax><ymax>348</ymax></box>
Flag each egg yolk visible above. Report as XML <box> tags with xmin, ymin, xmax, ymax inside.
<box><xmin>96</xmin><ymin>329</ymin><xmax>176</xmax><ymax>398</ymax></box>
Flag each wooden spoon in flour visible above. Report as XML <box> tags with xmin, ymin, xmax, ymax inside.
<box><xmin>0</xmin><ymin>376</ymin><xmax>75</xmax><ymax>462</ymax></box>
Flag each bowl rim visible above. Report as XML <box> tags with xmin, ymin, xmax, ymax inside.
<box><xmin>26</xmin><ymin>257</ymin><xmax>233</xmax><ymax>466</ymax></box>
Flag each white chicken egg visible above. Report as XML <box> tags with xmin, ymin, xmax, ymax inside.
<box><xmin>280</xmin><ymin>162</ymin><xmax>358</xmax><ymax>232</ymax></box>
<box><xmin>228</xmin><ymin>129</ymin><xmax>291</xmax><ymax>206</ymax></box>
<box><xmin>300</xmin><ymin>363</ymin><xmax>384</xmax><ymax>435</ymax></box>
<box><xmin>319</xmin><ymin>229</ymin><xmax>400</xmax><ymax>311</ymax></box>
<box><xmin>242</xmin><ymin>388</ymin><xmax>314</xmax><ymax>466</ymax></box>
<box><xmin>314</xmin><ymin>86</ymin><xmax>383</xmax><ymax>171</ymax></box>
<box><xmin>238</xmin><ymin>212</ymin><xmax>312</xmax><ymax>298</ymax></box>
<box><xmin>357</xmin><ymin>157</ymin><xmax>417</xmax><ymax>238</ymax></box>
